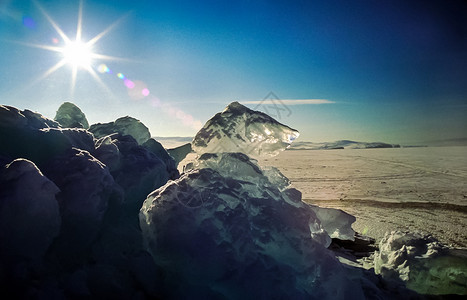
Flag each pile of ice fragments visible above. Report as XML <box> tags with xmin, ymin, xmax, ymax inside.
<box><xmin>1</xmin><ymin>101</ymin><xmax>465</xmax><ymax>298</ymax></box>
<box><xmin>0</xmin><ymin>102</ymin><xmax>178</xmax><ymax>298</ymax></box>
<box><xmin>374</xmin><ymin>231</ymin><xmax>467</xmax><ymax>295</ymax></box>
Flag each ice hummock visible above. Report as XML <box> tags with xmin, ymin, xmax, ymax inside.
<box><xmin>0</xmin><ymin>159</ymin><xmax>61</xmax><ymax>260</ymax></box>
<box><xmin>374</xmin><ymin>231</ymin><xmax>467</xmax><ymax>295</ymax></box>
<box><xmin>139</xmin><ymin>103</ymin><xmax>367</xmax><ymax>298</ymax></box>
<box><xmin>54</xmin><ymin>101</ymin><xmax>90</xmax><ymax>129</ymax></box>
<box><xmin>309</xmin><ymin>205</ymin><xmax>356</xmax><ymax>241</ymax></box>
<box><xmin>182</xmin><ymin>152</ymin><xmax>338</xmax><ymax>246</ymax></box>
<box><xmin>0</xmin><ymin>103</ymin><xmax>177</xmax><ymax>298</ymax></box>
<box><xmin>43</xmin><ymin>148</ymin><xmax>117</xmax><ymax>259</ymax></box>
<box><xmin>192</xmin><ymin>101</ymin><xmax>299</xmax><ymax>159</ymax></box>
<box><xmin>140</xmin><ymin>165</ymin><xmax>360</xmax><ymax>299</ymax></box>
<box><xmin>89</xmin><ymin>116</ymin><xmax>151</xmax><ymax>145</ymax></box>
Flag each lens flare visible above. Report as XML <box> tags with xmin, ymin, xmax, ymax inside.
<box><xmin>142</xmin><ymin>88</ymin><xmax>150</xmax><ymax>97</ymax></box>
<box><xmin>124</xmin><ymin>79</ymin><xmax>134</xmax><ymax>88</ymax></box>
<box><xmin>22</xmin><ymin>16</ymin><xmax>36</xmax><ymax>29</ymax></box>
<box><xmin>127</xmin><ymin>80</ymin><xmax>147</xmax><ymax>100</ymax></box>
<box><xmin>97</xmin><ymin>64</ymin><xmax>110</xmax><ymax>73</ymax></box>
<box><xmin>117</xmin><ymin>73</ymin><xmax>125</xmax><ymax>79</ymax></box>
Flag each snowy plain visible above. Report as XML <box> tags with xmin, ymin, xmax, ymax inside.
<box><xmin>258</xmin><ymin>146</ymin><xmax>467</xmax><ymax>248</ymax></box>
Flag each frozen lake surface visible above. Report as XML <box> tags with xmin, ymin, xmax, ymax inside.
<box><xmin>259</xmin><ymin>146</ymin><xmax>467</xmax><ymax>248</ymax></box>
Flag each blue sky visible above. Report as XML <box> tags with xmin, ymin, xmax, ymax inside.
<box><xmin>0</xmin><ymin>0</ymin><xmax>466</xmax><ymax>143</ymax></box>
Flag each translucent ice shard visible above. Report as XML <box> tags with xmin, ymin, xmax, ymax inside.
<box><xmin>185</xmin><ymin>152</ymin><xmax>356</xmax><ymax>241</ymax></box>
<box><xmin>89</xmin><ymin>116</ymin><xmax>151</xmax><ymax>145</ymax></box>
<box><xmin>167</xmin><ymin>143</ymin><xmax>192</xmax><ymax>166</ymax></box>
<box><xmin>54</xmin><ymin>102</ymin><xmax>90</xmax><ymax>129</ymax></box>
<box><xmin>309</xmin><ymin>205</ymin><xmax>356</xmax><ymax>241</ymax></box>
<box><xmin>192</xmin><ymin>102</ymin><xmax>299</xmax><ymax>158</ymax></box>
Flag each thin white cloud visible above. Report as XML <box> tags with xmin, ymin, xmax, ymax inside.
<box><xmin>242</xmin><ymin>99</ymin><xmax>335</xmax><ymax>105</ymax></box>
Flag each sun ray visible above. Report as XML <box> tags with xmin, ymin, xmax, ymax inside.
<box><xmin>38</xmin><ymin>59</ymin><xmax>67</xmax><ymax>82</ymax></box>
<box><xmin>70</xmin><ymin>65</ymin><xmax>78</xmax><ymax>96</ymax></box>
<box><xmin>76</xmin><ymin>0</ymin><xmax>83</xmax><ymax>41</ymax></box>
<box><xmin>33</xmin><ymin>0</ymin><xmax>70</xmax><ymax>43</ymax></box>
<box><xmin>90</xmin><ymin>53</ymin><xmax>134</xmax><ymax>62</ymax></box>
<box><xmin>10</xmin><ymin>1</ymin><xmax>130</xmax><ymax>97</ymax></box>
<box><xmin>6</xmin><ymin>40</ymin><xmax>64</xmax><ymax>53</ymax></box>
<box><xmin>86</xmin><ymin>12</ymin><xmax>131</xmax><ymax>47</ymax></box>
<box><xmin>86</xmin><ymin>66</ymin><xmax>118</xmax><ymax>99</ymax></box>
<box><xmin>22</xmin><ymin>59</ymin><xmax>67</xmax><ymax>92</ymax></box>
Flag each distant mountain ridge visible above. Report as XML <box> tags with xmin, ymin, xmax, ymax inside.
<box><xmin>289</xmin><ymin>140</ymin><xmax>400</xmax><ymax>150</ymax></box>
<box><xmin>424</xmin><ymin>138</ymin><xmax>467</xmax><ymax>147</ymax></box>
<box><xmin>154</xmin><ymin>137</ymin><xmax>467</xmax><ymax>151</ymax></box>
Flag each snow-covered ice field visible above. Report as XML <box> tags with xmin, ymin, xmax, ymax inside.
<box><xmin>259</xmin><ymin>146</ymin><xmax>467</xmax><ymax>248</ymax></box>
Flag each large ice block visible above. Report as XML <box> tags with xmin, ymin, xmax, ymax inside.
<box><xmin>192</xmin><ymin>102</ymin><xmax>299</xmax><ymax>158</ymax></box>
<box><xmin>140</xmin><ymin>163</ymin><xmax>358</xmax><ymax>299</ymax></box>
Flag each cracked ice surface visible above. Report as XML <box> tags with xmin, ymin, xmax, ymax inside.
<box><xmin>192</xmin><ymin>101</ymin><xmax>299</xmax><ymax>159</ymax></box>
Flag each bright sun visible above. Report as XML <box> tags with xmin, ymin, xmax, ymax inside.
<box><xmin>62</xmin><ymin>40</ymin><xmax>93</xmax><ymax>69</ymax></box>
<box><xmin>22</xmin><ymin>0</ymin><xmax>123</xmax><ymax>95</ymax></box>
